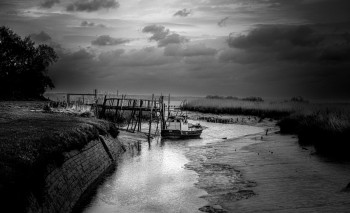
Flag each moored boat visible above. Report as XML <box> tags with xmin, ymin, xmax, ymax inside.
<box><xmin>161</xmin><ymin>116</ymin><xmax>203</xmax><ymax>139</ymax></box>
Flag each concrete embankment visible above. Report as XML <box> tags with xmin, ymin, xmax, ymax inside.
<box><xmin>27</xmin><ymin>134</ymin><xmax>125</xmax><ymax>213</ymax></box>
<box><xmin>0</xmin><ymin>101</ymin><xmax>132</xmax><ymax>213</ymax></box>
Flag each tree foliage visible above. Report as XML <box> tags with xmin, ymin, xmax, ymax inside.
<box><xmin>0</xmin><ymin>26</ymin><xmax>57</xmax><ymax>99</ymax></box>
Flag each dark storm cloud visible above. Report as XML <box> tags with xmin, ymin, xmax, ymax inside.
<box><xmin>40</xmin><ymin>0</ymin><xmax>60</xmax><ymax>8</ymax></box>
<box><xmin>219</xmin><ymin>24</ymin><xmax>350</xmax><ymax>99</ymax></box>
<box><xmin>218</xmin><ymin>17</ymin><xmax>229</xmax><ymax>27</ymax></box>
<box><xmin>66</xmin><ymin>0</ymin><xmax>119</xmax><ymax>12</ymax></box>
<box><xmin>222</xmin><ymin>25</ymin><xmax>331</xmax><ymax>63</ymax></box>
<box><xmin>194</xmin><ymin>0</ymin><xmax>350</xmax><ymax>28</ymax></box>
<box><xmin>29</xmin><ymin>31</ymin><xmax>52</xmax><ymax>42</ymax></box>
<box><xmin>81</xmin><ymin>20</ymin><xmax>106</xmax><ymax>27</ymax></box>
<box><xmin>173</xmin><ymin>8</ymin><xmax>192</xmax><ymax>17</ymax></box>
<box><xmin>164</xmin><ymin>44</ymin><xmax>217</xmax><ymax>57</ymax></box>
<box><xmin>49</xmin><ymin>47</ymin><xmax>182</xmax><ymax>90</ymax></box>
<box><xmin>49</xmin><ymin>49</ymin><xmax>97</xmax><ymax>90</ymax></box>
<box><xmin>91</xmin><ymin>35</ymin><xmax>130</xmax><ymax>46</ymax></box>
<box><xmin>142</xmin><ymin>24</ymin><xmax>188</xmax><ymax>47</ymax></box>
<box><xmin>227</xmin><ymin>25</ymin><xmax>323</xmax><ymax>49</ymax></box>
<box><xmin>264</xmin><ymin>0</ymin><xmax>350</xmax><ymax>22</ymax></box>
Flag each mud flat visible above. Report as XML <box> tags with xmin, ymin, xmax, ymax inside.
<box><xmin>185</xmin><ymin>120</ymin><xmax>350</xmax><ymax>212</ymax></box>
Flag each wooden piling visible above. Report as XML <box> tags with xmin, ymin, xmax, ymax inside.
<box><xmin>137</xmin><ymin>100</ymin><xmax>143</xmax><ymax>132</ymax></box>
<box><xmin>148</xmin><ymin>94</ymin><xmax>154</xmax><ymax>141</ymax></box>
<box><xmin>101</xmin><ymin>95</ymin><xmax>107</xmax><ymax>118</ymax></box>
<box><xmin>168</xmin><ymin>94</ymin><xmax>170</xmax><ymax>119</ymax></box>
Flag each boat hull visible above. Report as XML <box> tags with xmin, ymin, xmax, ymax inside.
<box><xmin>161</xmin><ymin>129</ymin><xmax>203</xmax><ymax>139</ymax></box>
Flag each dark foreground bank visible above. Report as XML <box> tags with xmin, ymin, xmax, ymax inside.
<box><xmin>0</xmin><ymin>101</ymin><xmax>121</xmax><ymax>212</ymax></box>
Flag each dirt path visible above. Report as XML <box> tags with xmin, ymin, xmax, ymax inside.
<box><xmin>185</xmin><ymin>127</ymin><xmax>350</xmax><ymax>212</ymax></box>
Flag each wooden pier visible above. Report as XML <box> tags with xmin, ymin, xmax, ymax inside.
<box><xmin>96</xmin><ymin>94</ymin><xmax>180</xmax><ymax>141</ymax></box>
<box><xmin>64</xmin><ymin>90</ymin><xmax>184</xmax><ymax>141</ymax></box>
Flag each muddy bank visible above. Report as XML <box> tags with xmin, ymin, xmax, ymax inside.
<box><xmin>184</xmin><ymin>120</ymin><xmax>350</xmax><ymax>212</ymax></box>
<box><xmin>184</xmin><ymin>118</ymin><xmax>275</xmax><ymax>212</ymax></box>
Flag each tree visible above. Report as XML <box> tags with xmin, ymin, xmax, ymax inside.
<box><xmin>0</xmin><ymin>26</ymin><xmax>57</xmax><ymax>99</ymax></box>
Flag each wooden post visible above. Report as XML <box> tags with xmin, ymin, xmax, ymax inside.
<box><xmin>148</xmin><ymin>94</ymin><xmax>154</xmax><ymax>142</ymax></box>
<box><xmin>163</xmin><ymin>103</ymin><xmax>166</xmax><ymax>130</ymax></box>
<box><xmin>120</xmin><ymin>95</ymin><xmax>125</xmax><ymax>118</ymax></box>
<box><xmin>101</xmin><ymin>95</ymin><xmax>107</xmax><ymax>119</ymax></box>
<box><xmin>155</xmin><ymin>110</ymin><xmax>160</xmax><ymax>135</ymax></box>
<box><xmin>127</xmin><ymin>100</ymin><xmax>136</xmax><ymax>131</ymax></box>
<box><xmin>159</xmin><ymin>95</ymin><xmax>166</xmax><ymax>131</ymax></box>
<box><xmin>94</xmin><ymin>89</ymin><xmax>97</xmax><ymax>99</ymax></box>
<box><xmin>67</xmin><ymin>94</ymin><xmax>70</xmax><ymax>105</ymax></box>
<box><xmin>136</xmin><ymin>100</ymin><xmax>143</xmax><ymax>132</ymax></box>
<box><xmin>115</xmin><ymin>99</ymin><xmax>120</xmax><ymax>123</ymax></box>
<box><xmin>159</xmin><ymin>96</ymin><xmax>163</xmax><ymax>131</ymax></box>
<box><xmin>168</xmin><ymin>94</ymin><xmax>170</xmax><ymax>119</ymax></box>
<box><xmin>132</xmin><ymin>100</ymin><xmax>140</xmax><ymax>132</ymax></box>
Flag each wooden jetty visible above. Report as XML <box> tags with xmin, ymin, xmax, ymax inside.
<box><xmin>64</xmin><ymin>90</ymin><xmax>184</xmax><ymax>141</ymax></box>
<box><xmin>97</xmin><ymin>94</ymin><xmax>181</xmax><ymax>141</ymax></box>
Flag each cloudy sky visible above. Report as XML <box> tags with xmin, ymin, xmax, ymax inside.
<box><xmin>1</xmin><ymin>0</ymin><xmax>350</xmax><ymax>99</ymax></box>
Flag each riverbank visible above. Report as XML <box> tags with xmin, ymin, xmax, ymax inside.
<box><xmin>184</xmin><ymin>119</ymin><xmax>350</xmax><ymax>212</ymax></box>
<box><xmin>183</xmin><ymin>99</ymin><xmax>350</xmax><ymax>159</ymax></box>
<box><xmin>0</xmin><ymin>101</ymin><xmax>121</xmax><ymax>212</ymax></box>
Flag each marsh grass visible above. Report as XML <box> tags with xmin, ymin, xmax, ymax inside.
<box><xmin>184</xmin><ymin>98</ymin><xmax>350</xmax><ymax>158</ymax></box>
<box><xmin>183</xmin><ymin>98</ymin><xmax>306</xmax><ymax>118</ymax></box>
<box><xmin>0</xmin><ymin>101</ymin><xmax>119</xmax><ymax>212</ymax></box>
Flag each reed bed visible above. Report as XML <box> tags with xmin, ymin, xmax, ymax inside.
<box><xmin>184</xmin><ymin>98</ymin><xmax>350</xmax><ymax>158</ymax></box>
<box><xmin>184</xmin><ymin>98</ymin><xmax>313</xmax><ymax>118</ymax></box>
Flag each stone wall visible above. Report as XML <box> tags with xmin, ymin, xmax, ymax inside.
<box><xmin>27</xmin><ymin>135</ymin><xmax>124</xmax><ymax>213</ymax></box>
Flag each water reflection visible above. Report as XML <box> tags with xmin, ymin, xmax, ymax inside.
<box><xmin>83</xmin><ymin>121</ymin><xmax>263</xmax><ymax>213</ymax></box>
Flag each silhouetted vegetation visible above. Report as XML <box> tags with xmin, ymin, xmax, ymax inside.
<box><xmin>206</xmin><ymin>95</ymin><xmax>263</xmax><ymax>102</ymax></box>
<box><xmin>290</xmin><ymin>96</ymin><xmax>309</xmax><ymax>103</ymax></box>
<box><xmin>241</xmin><ymin>96</ymin><xmax>264</xmax><ymax>102</ymax></box>
<box><xmin>0</xmin><ymin>26</ymin><xmax>57</xmax><ymax>100</ymax></box>
<box><xmin>206</xmin><ymin>95</ymin><xmax>239</xmax><ymax>100</ymax></box>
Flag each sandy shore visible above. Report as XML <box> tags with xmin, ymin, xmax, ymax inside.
<box><xmin>185</xmin><ymin>121</ymin><xmax>350</xmax><ymax>212</ymax></box>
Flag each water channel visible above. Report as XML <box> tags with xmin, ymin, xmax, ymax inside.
<box><xmin>82</xmin><ymin>121</ymin><xmax>264</xmax><ymax>213</ymax></box>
